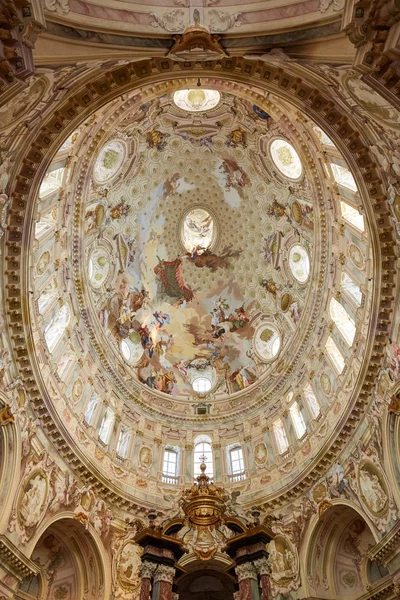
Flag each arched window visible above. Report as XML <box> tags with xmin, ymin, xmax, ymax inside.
<box><xmin>303</xmin><ymin>384</ymin><xmax>320</xmax><ymax>419</ymax></box>
<box><xmin>330</xmin><ymin>163</ymin><xmax>357</xmax><ymax>192</ymax></box>
<box><xmin>98</xmin><ymin>407</ymin><xmax>115</xmax><ymax>444</ymax></box>
<box><xmin>340</xmin><ymin>201</ymin><xmax>365</xmax><ymax>232</ymax></box>
<box><xmin>162</xmin><ymin>446</ymin><xmax>179</xmax><ymax>483</ymax></box>
<box><xmin>194</xmin><ymin>435</ymin><xmax>213</xmax><ymax>479</ymax></box>
<box><xmin>116</xmin><ymin>426</ymin><xmax>131</xmax><ymax>459</ymax></box>
<box><xmin>341</xmin><ymin>272</ymin><xmax>362</xmax><ymax>306</ymax></box>
<box><xmin>289</xmin><ymin>402</ymin><xmax>307</xmax><ymax>438</ymax></box>
<box><xmin>44</xmin><ymin>304</ymin><xmax>70</xmax><ymax>352</ymax></box>
<box><xmin>330</xmin><ymin>298</ymin><xmax>356</xmax><ymax>345</ymax></box>
<box><xmin>325</xmin><ymin>336</ymin><xmax>345</xmax><ymax>374</ymax></box>
<box><xmin>273</xmin><ymin>419</ymin><xmax>289</xmax><ymax>454</ymax></box>
<box><xmin>84</xmin><ymin>392</ymin><xmax>99</xmax><ymax>426</ymax></box>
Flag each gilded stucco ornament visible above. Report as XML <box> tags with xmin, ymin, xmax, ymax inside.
<box><xmin>167</xmin><ymin>23</ymin><xmax>227</xmax><ymax>62</ymax></box>
<box><xmin>8</xmin><ymin>454</ymin><xmax>55</xmax><ymax>544</ymax></box>
<box><xmin>180</xmin><ymin>462</ymin><xmax>229</xmax><ymax>560</ymax></box>
<box><xmin>0</xmin><ymin>403</ymin><xmax>14</xmax><ymax>425</ymax></box>
<box><xmin>111</xmin><ymin>533</ymin><xmax>143</xmax><ymax>596</ymax></box>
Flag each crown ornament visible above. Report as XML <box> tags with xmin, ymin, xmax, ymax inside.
<box><xmin>182</xmin><ymin>459</ymin><xmax>226</xmax><ymax>529</ymax></box>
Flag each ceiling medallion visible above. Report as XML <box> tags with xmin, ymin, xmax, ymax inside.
<box><xmin>167</xmin><ymin>23</ymin><xmax>227</xmax><ymax>62</ymax></box>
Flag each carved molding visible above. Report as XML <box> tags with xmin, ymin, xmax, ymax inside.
<box><xmin>0</xmin><ymin>535</ymin><xmax>40</xmax><ymax>581</ymax></box>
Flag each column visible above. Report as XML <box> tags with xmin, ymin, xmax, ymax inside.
<box><xmin>235</xmin><ymin>562</ymin><xmax>259</xmax><ymax>600</ymax></box>
<box><xmin>139</xmin><ymin>561</ymin><xmax>157</xmax><ymax>600</ymax></box>
<box><xmin>184</xmin><ymin>444</ymin><xmax>193</xmax><ymax>483</ymax></box>
<box><xmin>213</xmin><ymin>443</ymin><xmax>222</xmax><ymax>481</ymax></box>
<box><xmin>254</xmin><ymin>558</ymin><xmax>271</xmax><ymax>600</ymax></box>
<box><xmin>153</xmin><ymin>565</ymin><xmax>175</xmax><ymax>600</ymax></box>
<box><xmin>244</xmin><ymin>436</ymin><xmax>256</xmax><ymax>475</ymax></box>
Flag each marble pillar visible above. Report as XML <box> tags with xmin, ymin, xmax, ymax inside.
<box><xmin>139</xmin><ymin>561</ymin><xmax>157</xmax><ymax>600</ymax></box>
<box><xmin>235</xmin><ymin>562</ymin><xmax>259</xmax><ymax>600</ymax></box>
<box><xmin>153</xmin><ymin>564</ymin><xmax>175</xmax><ymax>600</ymax></box>
<box><xmin>254</xmin><ymin>558</ymin><xmax>271</xmax><ymax>600</ymax></box>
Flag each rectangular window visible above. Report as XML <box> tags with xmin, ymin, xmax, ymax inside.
<box><xmin>325</xmin><ymin>336</ymin><xmax>345</xmax><ymax>374</ymax></box>
<box><xmin>289</xmin><ymin>402</ymin><xmax>307</xmax><ymax>438</ymax></box>
<box><xmin>331</xmin><ymin>163</ymin><xmax>357</xmax><ymax>192</ymax></box>
<box><xmin>163</xmin><ymin>448</ymin><xmax>178</xmax><ymax>477</ymax></box>
<box><xmin>303</xmin><ymin>385</ymin><xmax>321</xmax><ymax>419</ymax></box>
<box><xmin>340</xmin><ymin>201</ymin><xmax>365</xmax><ymax>232</ymax></box>
<box><xmin>116</xmin><ymin>427</ymin><xmax>130</xmax><ymax>459</ymax></box>
<box><xmin>98</xmin><ymin>407</ymin><xmax>114</xmax><ymax>444</ymax></box>
<box><xmin>39</xmin><ymin>167</ymin><xmax>65</xmax><ymax>198</ymax></box>
<box><xmin>230</xmin><ymin>447</ymin><xmax>244</xmax><ymax>475</ymax></box>
<box><xmin>341</xmin><ymin>272</ymin><xmax>362</xmax><ymax>307</ymax></box>
<box><xmin>273</xmin><ymin>419</ymin><xmax>289</xmax><ymax>454</ymax></box>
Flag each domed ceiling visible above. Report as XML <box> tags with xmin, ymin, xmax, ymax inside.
<box><xmin>82</xmin><ymin>91</ymin><xmax>315</xmax><ymax>401</ymax></box>
<box><xmin>28</xmin><ymin>77</ymin><xmax>374</xmax><ymax>503</ymax></box>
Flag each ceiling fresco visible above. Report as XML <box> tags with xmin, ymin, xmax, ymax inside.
<box><xmin>82</xmin><ymin>92</ymin><xmax>316</xmax><ymax>399</ymax></box>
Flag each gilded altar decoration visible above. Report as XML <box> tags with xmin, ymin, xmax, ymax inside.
<box><xmin>180</xmin><ymin>462</ymin><xmax>228</xmax><ymax>560</ymax></box>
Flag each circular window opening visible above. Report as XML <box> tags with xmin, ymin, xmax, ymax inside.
<box><xmin>121</xmin><ymin>339</ymin><xmax>131</xmax><ymax>361</ymax></box>
<box><xmin>192</xmin><ymin>377</ymin><xmax>212</xmax><ymax>394</ymax></box>
<box><xmin>120</xmin><ymin>334</ymin><xmax>143</xmax><ymax>365</ymax></box>
<box><xmin>173</xmin><ymin>89</ymin><xmax>221</xmax><ymax>112</ymax></box>
<box><xmin>289</xmin><ymin>245</ymin><xmax>310</xmax><ymax>283</ymax></box>
<box><xmin>183</xmin><ymin>208</ymin><xmax>214</xmax><ymax>254</ymax></box>
<box><xmin>270</xmin><ymin>139</ymin><xmax>303</xmax><ymax>180</ymax></box>
<box><xmin>254</xmin><ymin>324</ymin><xmax>281</xmax><ymax>362</ymax></box>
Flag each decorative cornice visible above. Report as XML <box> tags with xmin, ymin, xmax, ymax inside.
<box><xmin>0</xmin><ymin>535</ymin><xmax>40</xmax><ymax>581</ymax></box>
<box><xmin>368</xmin><ymin>521</ymin><xmax>400</xmax><ymax>565</ymax></box>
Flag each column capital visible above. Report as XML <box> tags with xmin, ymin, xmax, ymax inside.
<box><xmin>235</xmin><ymin>561</ymin><xmax>258</xmax><ymax>582</ymax></box>
<box><xmin>154</xmin><ymin>564</ymin><xmax>175</xmax><ymax>584</ymax></box>
<box><xmin>254</xmin><ymin>557</ymin><xmax>271</xmax><ymax>576</ymax></box>
<box><xmin>139</xmin><ymin>560</ymin><xmax>157</xmax><ymax>579</ymax></box>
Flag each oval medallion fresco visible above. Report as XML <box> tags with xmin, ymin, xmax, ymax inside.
<box><xmin>93</xmin><ymin>139</ymin><xmax>126</xmax><ymax>184</ymax></box>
